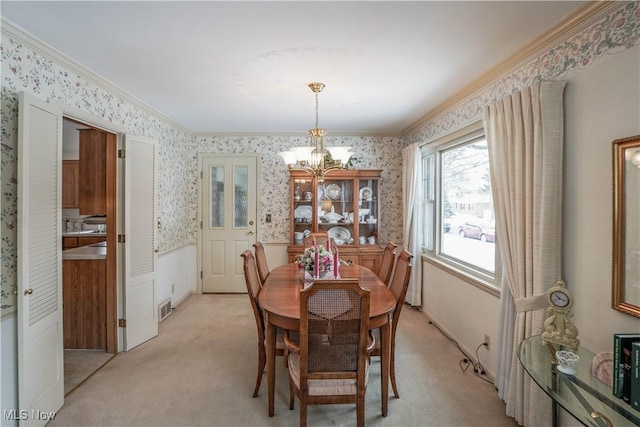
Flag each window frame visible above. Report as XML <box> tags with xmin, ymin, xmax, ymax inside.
<box><xmin>420</xmin><ymin>122</ymin><xmax>501</xmax><ymax>295</ymax></box>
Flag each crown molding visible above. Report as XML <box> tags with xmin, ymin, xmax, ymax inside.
<box><xmin>192</xmin><ymin>131</ymin><xmax>400</xmax><ymax>138</ymax></box>
<box><xmin>402</xmin><ymin>1</ymin><xmax>620</xmax><ymax>137</ymax></box>
<box><xmin>1</xmin><ymin>18</ymin><xmax>191</xmax><ymax>135</ymax></box>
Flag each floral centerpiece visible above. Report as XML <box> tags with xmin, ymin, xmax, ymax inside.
<box><xmin>296</xmin><ymin>244</ymin><xmax>333</xmax><ymax>277</ymax></box>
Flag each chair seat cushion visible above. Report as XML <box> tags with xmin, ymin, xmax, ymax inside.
<box><xmin>288</xmin><ymin>353</ymin><xmax>369</xmax><ymax>396</ymax></box>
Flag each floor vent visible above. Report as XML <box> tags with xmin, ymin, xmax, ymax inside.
<box><xmin>158</xmin><ymin>299</ymin><xmax>173</xmax><ymax>322</ymax></box>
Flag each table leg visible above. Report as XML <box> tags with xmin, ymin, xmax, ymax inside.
<box><xmin>266</xmin><ymin>318</ymin><xmax>276</xmax><ymax>417</ymax></box>
<box><xmin>380</xmin><ymin>321</ymin><xmax>390</xmax><ymax>416</ymax></box>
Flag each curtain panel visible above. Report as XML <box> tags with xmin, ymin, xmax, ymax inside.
<box><xmin>402</xmin><ymin>143</ymin><xmax>422</xmax><ymax>306</ymax></box>
<box><xmin>483</xmin><ymin>80</ymin><xmax>566</xmax><ymax>426</ymax></box>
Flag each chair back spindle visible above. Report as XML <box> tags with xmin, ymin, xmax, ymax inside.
<box><xmin>253</xmin><ymin>241</ymin><xmax>270</xmax><ymax>285</ymax></box>
<box><xmin>377</xmin><ymin>242</ymin><xmax>398</xmax><ymax>286</ymax></box>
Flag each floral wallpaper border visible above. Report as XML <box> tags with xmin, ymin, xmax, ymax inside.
<box><xmin>405</xmin><ymin>1</ymin><xmax>640</xmax><ymax>145</ymax></box>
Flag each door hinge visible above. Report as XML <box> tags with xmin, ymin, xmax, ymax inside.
<box><xmin>118</xmin><ymin>318</ymin><xmax>126</xmax><ymax>328</ymax></box>
<box><xmin>118</xmin><ymin>234</ymin><xmax>126</xmax><ymax>243</ymax></box>
<box><xmin>200</xmin><ymin>170</ymin><xmax>203</xmax><ymax>179</ymax></box>
<box><xmin>118</xmin><ymin>149</ymin><xmax>125</xmax><ymax>158</ymax></box>
<box><xmin>200</xmin><ymin>271</ymin><xmax>203</xmax><ymax>279</ymax></box>
<box><xmin>200</xmin><ymin>221</ymin><xmax>203</xmax><ymax>229</ymax></box>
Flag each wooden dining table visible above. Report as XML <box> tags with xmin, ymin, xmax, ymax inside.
<box><xmin>258</xmin><ymin>262</ymin><xmax>396</xmax><ymax>417</ymax></box>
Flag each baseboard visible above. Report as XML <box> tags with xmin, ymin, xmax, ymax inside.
<box><xmin>421</xmin><ymin>309</ymin><xmax>495</xmax><ymax>382</ymax></box>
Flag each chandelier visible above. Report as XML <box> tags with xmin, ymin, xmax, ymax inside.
<box><xmin>278</xmin><ymin>82</ymin><xmax>354</xmax><ymax>179</ymax></box>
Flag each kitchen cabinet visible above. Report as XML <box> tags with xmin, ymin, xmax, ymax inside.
<box><xmin>63</xmin><ymin>259</ymin><xmax>106</xmax><ymax>349</ymax></box>
<box><xmin>62</xmin><ymin>160</ymin><xmax>79</xmax><ymax>208</ymax></box>
<box><xmin>78</xmin><ymin>129</ymin><xmax>107</xmax><ymax>214</ymax></box>
<box><xmin>63</xmin><ymin>235</ymin><xmax>105</xmax><ymax>249</ymax></box>
<box><xmin>286</xmin><ymin>169</ymin><xmax>383</xmax><ymax>267</ymax></box>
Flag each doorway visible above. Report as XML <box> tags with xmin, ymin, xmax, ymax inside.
<box><xmin>61</xmin><ymin>119</ymin><xmax>117</xmax><ymax>390</ymax></box>
<box><xmin>200</xmin><ymin>154</ymin><xmax>258</xmax><ymax>293</ymax></box>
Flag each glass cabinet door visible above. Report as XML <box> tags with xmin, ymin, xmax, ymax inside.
<box><xmin>292</xmin><ymin>178</ymin><xmax>314</xmax><ymax>244</ymax></box>
<box><xmin>318</xmin><ymin>178</ymin><xmax>355</xmax><ymax>245</ymax></box>
<box><xmin>357</xmin><ymin>178</ymin><xmax>379</xmax><ymax>246</ymax></box>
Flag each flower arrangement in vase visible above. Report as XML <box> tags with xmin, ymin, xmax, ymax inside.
<box><xmin>296</xmin><ymin>244</ymin><xmax>334</xmax><ymax>279</ymax></box>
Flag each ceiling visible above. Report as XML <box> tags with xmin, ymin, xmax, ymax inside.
<box><xmin>2</xmin><ymin>1</ymin><xmax>584</xmax><ymax>136</ymax></box>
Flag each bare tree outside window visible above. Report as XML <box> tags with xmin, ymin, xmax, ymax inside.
<box><xmin>441</xmin><ymin>137</ymin><xmax>495</xmax><ymax>273</ymax></box>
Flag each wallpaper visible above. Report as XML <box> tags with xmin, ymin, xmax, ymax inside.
<box><xmin>0</xmin><ymin>36</ymin><xmax>193</xmax><ymax>314</ymax></box>
<box><xmin>2</xmin><ymin>1</ymin><xmax>639</xmax><ymax>315</ymax></box>
<box><xmin>189</xmin><ymin>136</ymin><xmax>404</xmax><ymax>244</ymax></box>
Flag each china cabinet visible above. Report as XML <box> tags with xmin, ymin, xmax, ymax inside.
<box><xmin>286</xmin><ymin>169</ymin><xmax>384</xmax><ymax>271</ymax></box>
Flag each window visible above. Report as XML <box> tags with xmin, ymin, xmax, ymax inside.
<box><xmin>421</xmin><ymin>124</ymin><xmax>500</xmax><ymax>290</ymax></box>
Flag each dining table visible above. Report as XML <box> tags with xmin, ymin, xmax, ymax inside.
<box><xmin>258</xmin><ymin>262</ymin><xmax>396</xmax><ymax>417</ymax></box>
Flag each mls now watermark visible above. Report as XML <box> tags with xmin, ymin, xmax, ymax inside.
<box><xmin>4</xmin><ymin>409</ymin><xmax>57</xmax><ymax>421</ymax></box>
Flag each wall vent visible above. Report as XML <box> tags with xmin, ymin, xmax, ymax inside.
<box><xmin>158</xmin><ymin>299</ymin><xmax>173</xmax><ymax>322</ymax></box>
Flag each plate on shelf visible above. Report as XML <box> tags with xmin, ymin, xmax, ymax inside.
<box><xmin>359</xmin><ymin>186</ymin><xmax>373</xmax><ymax>201</ymax></box>
<box><xmin>327</xmin><ymin>226</ymin><xmax>351</xmax><ymax>242</ymax></box>
<box><xmin>325</xmin><ymin>184</ymin><xmax>341</xmax><ymax>200</ymax></box>
<box><xmin>294</xmin><ymin>205</ymin><xmax>312</xmax><ymax>221</ymax></box>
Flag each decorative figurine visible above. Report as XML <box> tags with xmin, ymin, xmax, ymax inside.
<box><xmin>541</xmin><ymin>279</ymin><xmax>580</xmax><ymax>352</ymax></box>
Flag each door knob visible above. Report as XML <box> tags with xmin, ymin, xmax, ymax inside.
<box><xmin>248</xmin><ymin>230</ymin><xmax>255</xmax><ymax>235</ymax></box>
<box><xmin>25</xmin><ymin>288</ymin><xmax>33</xmax><ymax>295</ymax></box>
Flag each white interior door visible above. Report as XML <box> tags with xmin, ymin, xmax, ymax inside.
<box><xmin>17</xmin><ymin>92</ymin><xmax>64</xmax><ymax>426</ymax></box>
<box><xmin>202</xmin><ymin>155</ymin><xmax>257</xmax><ymax>293</ymax></box>
<box><xmin>123</xmin><ymin>134</ymin><xmax>158</xmax><ymax>350</ymax></box>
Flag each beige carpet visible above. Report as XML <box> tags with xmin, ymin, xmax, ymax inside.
<box><xmin>51</xmin><ymin>294</ymin><xmax>518</xmax><ymax>427</ymax></box>
<box><xmin>64</xmin><ymin>350</ymin><xmax>115</xmax><ymax>395</ymax></box>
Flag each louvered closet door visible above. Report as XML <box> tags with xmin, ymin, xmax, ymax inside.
<box><xmin>123</xmin><ymin>134</ymin><xmax>158</xmax><ymax>350</ymax></box>
<box><xmin>17</xmin><ymin>92</ymin><xmax>64</xmax><ymax>425</ymax></box>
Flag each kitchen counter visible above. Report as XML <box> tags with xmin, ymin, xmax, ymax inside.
<box><xmin>62</xmin><ymin>241</ymin><xmax>106</xmax><ymax>260</ymax></box>
<box><xmin>62</xmin><ymin>230</ymin><xmax>106</xmax><ymax>237</ymax></box>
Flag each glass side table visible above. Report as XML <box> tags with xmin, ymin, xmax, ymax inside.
<box><xmin>519</xmin><ymin>335</ymin><xmax>640</xmax><ymax>427</ymax></box>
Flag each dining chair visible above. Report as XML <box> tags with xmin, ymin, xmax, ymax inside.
<box><xmin>253</xmin><ymin>241</ymin><xmax>270</xmax><ymax>285</ymax></box>
<box><xmin>303</xmin><ymin>232</ymin><xmax>331</xmax><ymax>248</ymax></box>
<box><xmin>241</xmin><ymin>250</ymin><xmax>289</xmax><ymax>397</ymax></box>
<box><xmin>283</xmin><ymin>279</ymin><xmax>374</xmax><ymax>427</ymax></box>
<box><xmin>371</xmin><ymin>249</ymin><xmax>413</xmax><ymax>398</ymax></box>
<box><xmin>376</xmin><ymin>241</ymin><xmax>398</xmax><ymax>286</ymax></box>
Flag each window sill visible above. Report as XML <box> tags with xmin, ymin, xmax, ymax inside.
<box><xmin>421</xmin><ymin>253</ymin><xmax>500</xmax><ymax>298</ymax></box>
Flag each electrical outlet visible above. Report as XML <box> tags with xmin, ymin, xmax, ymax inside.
<box><xmin>265</xmin><ymin>213</ymin><xmax>272</xmax><ymax>223</ymax></box>
<box><xmin>483</xmin><ymin>334</ymin><xmax>490</xmax><ymax>350</ymax></box>
<box><xmin>171</xmin><ymin>283</ymin><xmax>175</xmax><ymax>294</ymax></box>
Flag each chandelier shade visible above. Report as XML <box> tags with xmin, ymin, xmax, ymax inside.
<box><xmin>278</xmin><ymin>82</ymin><xmax>354</xmax><ymax>178</ymax></box>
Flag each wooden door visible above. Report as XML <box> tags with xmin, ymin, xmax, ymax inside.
<box><xmin>201</xmin><ymin>155</ymin><xmax>257</xmax><ymax>293</ymax></box>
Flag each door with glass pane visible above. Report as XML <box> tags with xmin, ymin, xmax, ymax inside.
<box><xmin>201</xmin><ymin>155</ymin><xmax>257</xmax><ymax>293</ymax></box>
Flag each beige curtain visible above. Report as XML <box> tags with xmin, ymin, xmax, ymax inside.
<box><xmin>483</xmin><ymin>81</ymin><xmax>566</xmax><ymax>426</ymax></box>
<box><xmin>402</xmin><ymin>143</ymin><xmax>422</xmax><ymax>306</ymax></box>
